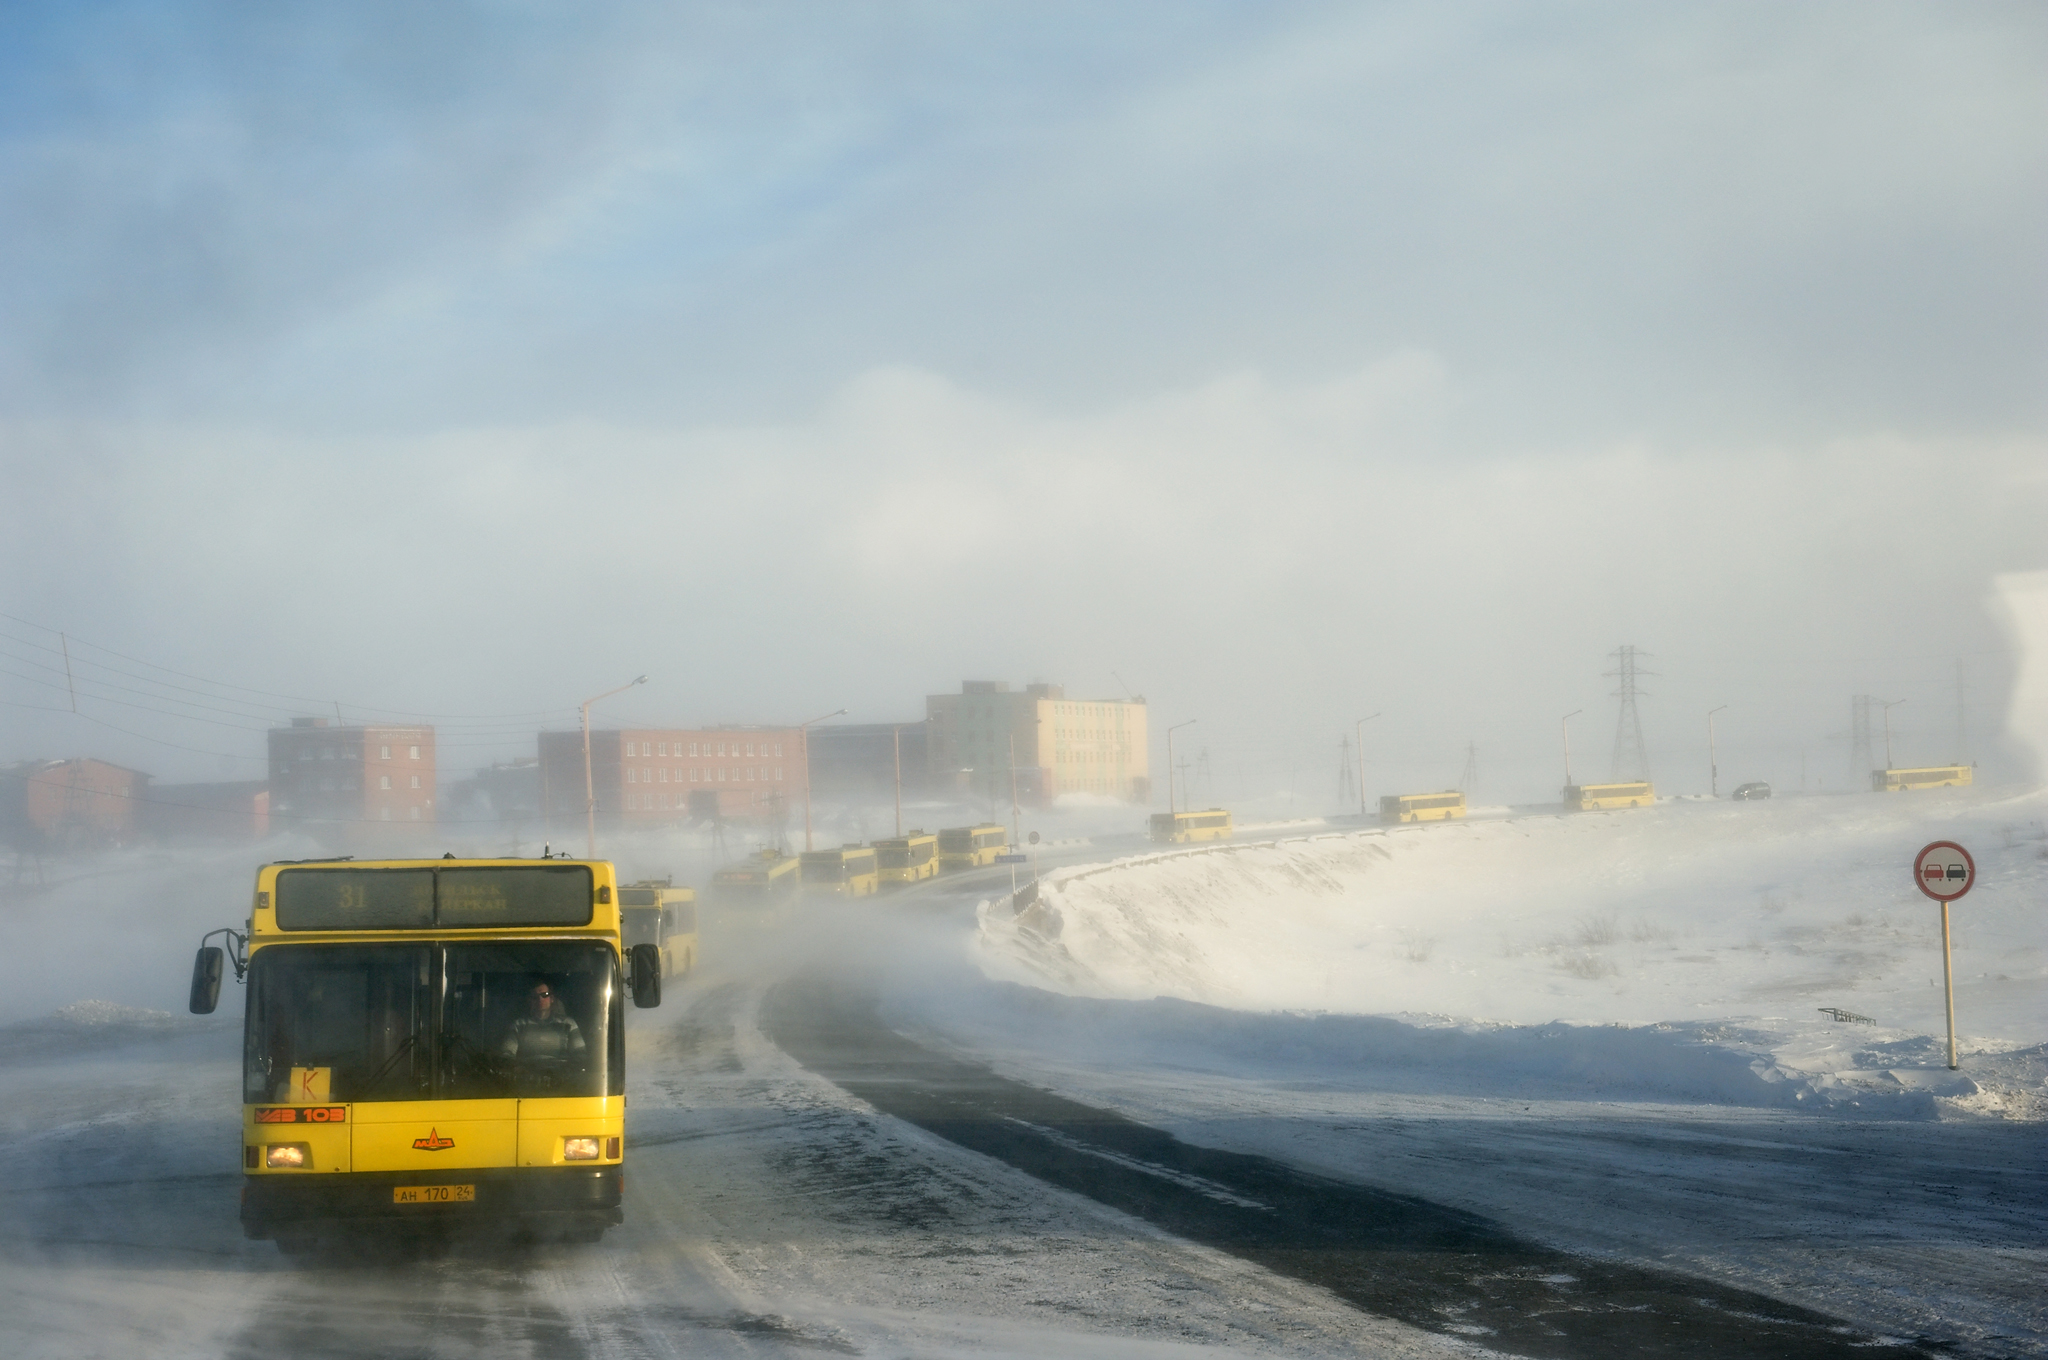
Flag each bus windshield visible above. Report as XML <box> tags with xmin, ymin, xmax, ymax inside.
<box><xmin>244</xmin><ymin>941</ymin><xmax>620</xmax><ymax>1104</ymax></box>
<box><xmin>620</xmin><ymin>908</ymin><xmax>662</xmax><ymax>948</ymax></box>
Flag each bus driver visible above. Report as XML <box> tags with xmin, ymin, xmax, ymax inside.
<box><xmin>499</xmin><ymin>979</ymin><xmax>587</xmax><ymax>1065</ymax></box>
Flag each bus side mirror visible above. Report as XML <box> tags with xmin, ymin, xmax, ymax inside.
<box><xmin>628</xmin><ymin>944</ymin><xmax>662</xmax><ymax>1009</ymax></box>
<box><xmin>189</xmin><ymin>947</ymin><xmax>224</xmax><ymax>1015</ymax></box>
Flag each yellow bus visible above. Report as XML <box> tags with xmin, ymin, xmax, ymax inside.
<box><xmin>874</xmin><ymin>831</ymin><xmax>939</xmax><ymax>886</ymax></box>
<box><xmin>1149</xmin><ymin>809</ymin><xmax>1232</xmax><ymax>844</ymax></box>
<box><xmin>711</xmin><ymin>849</ymin><xmax>801</xmax><ymax>905</ymax></box>
<box><xmin>1379</xmin><ymin>791</ymin><xmax>1467</xmax><ymax>824</ymax></box>
<box><xmin>938</xmin><ymin>824</ymin><xmax>1008</xmax><ymax>870</ymax></box>
<box><xmin>186</xmin><ymin>857</ymin><xmax>662</xmax><ymax>1252</ymax></box>
<box><xmin>800</xmin><ymin>845</ymin><xmax>881</xmax><ymax>897</ymax></box>
<box><xmin>1564</xmin><ymin>782</ymin><xmax>1655</xmax><ymax>810</ymax></box>
<box><xmin>1873</xmin><ymin>766</ymin><xmax>1972</xmax><ymax>792</ymax></box>
<box><xmin>620</xmin><ymin>879</ymin><xmax>696</xmax><ymax>979</ymax></box>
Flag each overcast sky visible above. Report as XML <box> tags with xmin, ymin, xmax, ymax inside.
<box><xmin>3</xmin><ymin>1</ymin><xmax>2044</xmax><ymax>806</ymax></box>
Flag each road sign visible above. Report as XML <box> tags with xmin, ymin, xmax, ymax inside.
<box><xmin>1913</xmin><ymin>841</ymin><xmax>1975</xmax><ymax>902</ymax></box>
<box><xmin>995</xmin><ymin>853</ymin><xmax>1028</xmax><ymax>864</ymax></box>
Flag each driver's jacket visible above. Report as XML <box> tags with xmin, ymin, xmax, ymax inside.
<box><xmin>499</xmin><ymin>1014</ymin><xmax>587</xmax><ymax>1061</ymax></box>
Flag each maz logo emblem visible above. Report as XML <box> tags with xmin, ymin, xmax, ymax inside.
<box><xmin>411</xmin><ymin>1128</ymin><xmax>456</xmax><ymax>1151</ymax></box>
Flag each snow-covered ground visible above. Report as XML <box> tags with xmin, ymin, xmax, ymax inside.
<box><xmin>870</xmin><ymin>785</ymin><xmax>2048</xmax><ymax>1354</ymax></box>
<box><xmin>970</xmin><ymin>788</ymin><xmax>2048</xmax><ymax>1119</ymax></box>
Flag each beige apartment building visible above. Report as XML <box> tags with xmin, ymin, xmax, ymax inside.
<box><xmin>926</xmin><ymin>681</ymin><xmax>1149</xmax><ymax>806</ymax></box>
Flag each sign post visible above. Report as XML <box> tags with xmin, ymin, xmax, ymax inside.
<box><xmin>1912</xmin><ymin>840</ymin><xmax>1975</xmax><ymax>1071</ymax></box>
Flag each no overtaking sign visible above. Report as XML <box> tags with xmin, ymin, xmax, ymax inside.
<box><xmin>1914</xmin><ymin>841</ymin><xmax>1975</xmax><ymax>901</ymax></box>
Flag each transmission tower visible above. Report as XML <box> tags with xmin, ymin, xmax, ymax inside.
<box><xmin>1335</xmin><ymin>735</ymin><xmax>1357</xmax><ymax>811</ymax></box>
<box><xmin>1849</xmin><ymin>695</ymin><xmax>1877</xmax><ymax>784</ymax></box>
<box><xmin>1458</xmin><ymin>741</ymin><xmax>1478</xmax><ymax>798</ymax></box>
<box><xmin>1953</xmin><ymin>658</ymin><xmax>1969</xmax><ymax>765</ymax></box>
<box><xmin>1606</xmin><ymin>646</ymin><xmax>1655</xmax><ymax>782</ymax></box>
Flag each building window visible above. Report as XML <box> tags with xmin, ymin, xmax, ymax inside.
<box><xmin>689</xmin><ymin>769</ymin><xmax>698</xmax><ymax>782</ymax></box>
<box><xmin>625</xmin><ymin>741</ymin><xmax>636</xmax><ymax>757</ymax></box>
<box><xmin>410</xmin><ymin>774</ymin><xmax>421</xmax><ymax>790</ymax></box>
<box><xmin>657</xmin><ymin>768</ymin><xmax>667</xmax><ymax>782</ymax></box>
<box><xmin>746</xmin><ymin>768</ymin><xmax>755</xmax><ymax>782</ymax></box>
<box><xmin>627</xmin><ymin>793</ymin><xmax>638</xmax><ymax>810</ymax></box>
<box><xmin>774</xmin><ymin>767</ymin><xmax>782</xmax><ymax>781</ymax></box>
<box><xmin>409</xmin><ymin>745</ymin><xmax>420</xmax><ymax>759</ymax></box>
<box><xmin>658</xmin><ymin>742</ymin><xmax>668</xmax><ymax>757</ymax></box>
<box><xmin>688</xmin><ymin>742</ymin><xmax>697</xmax><ymax>757</ymax></box>
<box><xmin>745</xmin><ymin>743</ymin><xmax>754</xmax><ymax>757</ymax></box>
<box><xmin>379</xmin><ymin>775</ymin><xmax>392</xmax><ymax>790</ymax></box>
<box><xmin>717</xmin><ymin>769</ymin><xmax>725</xmax><ymax>782</ymax></box>
<box><xmin>380</xmin><ymin>744</ymin><xmax>391</xmax><ymax>760</ymax></box>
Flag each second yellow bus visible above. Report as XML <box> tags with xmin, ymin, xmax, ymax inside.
<box><xmin>1564</xmin><ymin>782</ymin><xmax>1655</xmax><ymax>810</ymax></box>
<box><xmin>1380</xmin><ymin>791</ymin><xmax>1467</xmax><ymax>824</ymax></box>
<box><xmin>1149</xmin><ymin>809</ymin><xmax>1232</xmax><ymax>844</ymax></box>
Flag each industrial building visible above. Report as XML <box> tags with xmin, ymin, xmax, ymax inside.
<box><xmin>925</xmin><ymin>681</ymin><xmax>1149</xmax><ymax>806</ymax></box>
<box><xmin>1</xmin><ymin>758</ymin><xmax>150</xmax><ymax>850</ymax></box>
<box><xmin>268</xmin><ymin>718</ymin><xmax>437</xmax><ymax>830</ymax></box>
<box><xmin>806</xmin><ymin>721</ymin><xmax>931</xmax><ymax>802</ymax></box>
<box><xmin>538</xmin><ymin>726</ymin><xmax>799</xmax><ymax>829</ymax></box>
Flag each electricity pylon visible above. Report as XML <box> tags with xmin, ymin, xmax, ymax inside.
<box><xmin>1607</xmin><ymin>646</ymin><xmax>1655</xmax><ymax>783</ymax></box>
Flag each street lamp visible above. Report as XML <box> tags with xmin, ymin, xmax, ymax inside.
<box><xmin>582</xmin><ymin>675</ymin><xmax>648</xmax><ymax>858</ymax></box>
<box><xmin>1166</xmin><ymin>719</ymin><xmax>1198</xmax><ymax>814</ymax></box>
<box><xmin>798</xmin><ymin>708</ymin><xmax>848</xmax><ymax>852</ymax></box>
<box><xmin>1880</xmin><ymin>699</ymin><xmax>1906</xmax><ymax>770</ymax></box>
<box><xmin>1354</xmin><ymin>713</ymin><xmax>1380</xmax><ymax>816</ymax></box>
<box><xmin>1707</xmin><ymin>705</ymin><xmax>1728</xmax><ymax>797</ymax></box>
<box><xmin>1561</xmin><ymin>710</ymin><xmax>1583</xmax><ymax>789</ymax></box>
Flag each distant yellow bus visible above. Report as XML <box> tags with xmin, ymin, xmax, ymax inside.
<box><xmin>1379</xmin><ymin>791</ymin><xmax>1467</xmax><ymax>824</ymax></box>
<box><xmin>1873</xmin><ymin>766</ymin><xmax>1972</xmax><ymax>792</ymax></box>
<box><xmin>619</xmin><ymin>880</ymin><xmax>696</xmax><ymax>979</ymax></box>
<box><xmin>800</xmin><ymin>845</ymin><xmax>881</xmax><ymax>897</ymax></box>
<box><xmin>938</xmin><ymin>824</ymin><xmax>1008</xmax><ymax>870</ymax></box>
<box><xmin>186</xmin><ymin>857</ymin><xmax>664</xmax><ymax>1252</ymax></box>
<box><xmin>875</xmin><ymin>831</ymin><xmax>939</xmax><ymax>886</ymax></box>
<box><xmin>1149</xmin><ymin>809</ymin><xmax>1232</xmax><ymax>844</ymax></box>
<box><xmin>1564</xmin><ymin>782</ymin><xmax>1655</xmax><ymax>810</ymax></box>
<box><xmin>711</xmin><ymin>849</ymin><xmax>801</xmax><ymax>905</ymax></box>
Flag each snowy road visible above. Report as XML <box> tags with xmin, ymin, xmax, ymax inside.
<box><xmin>0</xmin><ymin>797</ymin><xmax>2040</xmax><ymax>1358</ymax></box>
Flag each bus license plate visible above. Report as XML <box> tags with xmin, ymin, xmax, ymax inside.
<box><xmin>393</xmin><ymin>1184</ymin><xmax>474</xmax><ymax>1205</ymax></box>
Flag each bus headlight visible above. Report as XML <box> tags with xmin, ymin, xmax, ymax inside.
<box><xmin>265</xmin><ymin>1144</ymin><xmax>310</xmax><ymax>1168</ymax></box>
<box><xmin>562</xmin><ymin>1137</ymin><xmax>601</xmax><ymax>1161</ymax></box>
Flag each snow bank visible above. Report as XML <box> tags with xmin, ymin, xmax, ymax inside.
<box><xmin>971</xmin><ymin>790</ymin><xmax>2048</xmax><ymax>1118</ymax></box>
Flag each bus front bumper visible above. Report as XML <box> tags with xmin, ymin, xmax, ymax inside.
<box><xmin>241</xmin><ymin>1166</ymin><xmax>622</xmax><ymax>1238</ymax></box>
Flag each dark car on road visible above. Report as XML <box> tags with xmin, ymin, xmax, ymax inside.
<box><xmin>1732</xmin><ymin>782</ymin><xmax>1771</xmax><ymax>800</ymax></box>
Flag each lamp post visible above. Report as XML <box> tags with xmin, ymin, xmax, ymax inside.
<box><xmin>1881</xmin><ymin>699</ymin><xmax>1906</xmax><ymax>770</ymax></box>
<box><xmin>581</xmin><ymin>675</ymin><xmax>648</xmax><ymax>858</ymax></box>
<box><xmin>798</xmin><ymin>708</ymin><xmax>847</xmax><ymax>852</ymax></box>
<box><xmin>1707</xmin><ymin>705</ymin><xmax>1727</xmax><ymax>797</ymax></box>
<box><xmin>1166</xmin><ymin>719</ymin><xmax>1198</xmax><ymax>814</ymax></box>
<box><xmin>891</xmin><ymin>724</ymin><xmax>906</xmax><ymax>839</ymax></box>
<box><xmin>1354</xmin><ymin>713</ymin><xmax>1380</xmax><ymax>816</ymax></box>
<box><xmin>1561</xmin><ymin>710</ymin><xmax>1583</xmax><ymax>789</ymax></box>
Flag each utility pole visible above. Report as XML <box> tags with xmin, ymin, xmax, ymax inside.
<box><xmin>1336</xmin><ymin>735</ymin><xmax>1356</xmax><ymax>813</ymax></box>
<box><xmin>797</xmin><ymin>708</ymin><xmax>848</xmax><ymax>853</ymax></box>
<box><xmin>891</xmin><ymin>725</ymin><xmax>904</xmax><ymax>838</ymax></box>
<box><xmin>1561</xmin><ymin>710</ymin><xmax>1583</xmax><ymax>788</ymax></box>
<box><xmin>580</xmin><ymin>675</ymin><xmax>648</xmax><ymax>858</ymax></box>
<box><xmin>1006</xmin><ymin>733</ymin><xmax>1023</xmax><ymax>850</ymax></box>
<box><xmin>1354</xmin><ymin>714</ymin><xmax>1379</xmax><ymax>816</ymax></box>
<box><xmin>1166</xmin><ymin>720</ymin><xmax>1197</xmax><ymax>814</ymax></box>
<box><xmin>59</xmin><ymin>634</ymin><xmax>76</xmax><ymax>711</ymax></box>
<box><xmin>1606</xmin><ymin>646</ymin><xmax>1654</xmax><ymax>783</ymax></box>
<box><xmin>1880</xmin><ymin>699</ymin><xmax>1906</xmax><ymax>770</ymax></box>
<box><xmin>1707</xmin><ymin>705</ymin><xmax>1727</xmax><ymax>797</ymax></box>
<box><xmin>1458</xmin><ymin>741</ymin><xmax>1478</xmax><ymax>799</ymax></box>
<box><xmin>1954</xmin><ymin>658</ymin><xmax>1969</xmax><ymax>764</ymax></box>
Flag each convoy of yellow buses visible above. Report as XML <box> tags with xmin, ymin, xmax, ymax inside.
<box><xmin>1149</xmin><ymin>809</ymin><xmax>1233</xmax><ymax>843</ymax></box>
<box><xmin>799</xmin><ymin>844</ymin><xmax>882</xmax><ymax>895</ymax></box>
<box><xmin>188</xmin><ymin>857</ymin><xmax>664</xmax><ymax>1251</ymax></box>
<box><xmin>1563</xmin><ymin>781</ymin><xmax>1656</xmax><ymax>810</ymax></box>
<box><xmin>620</xmin><ymin>878</ymin><xmax>696</xmax><ymax>979</ymax></box>
<box><xmin>1380</xmin><ymin>791</ymin><xmax>1467</xmax><ymax>823</ymax></box>
<box><xmin>710</xmin><ymin>848</ymin><xmax>802</xmax><ymax>904</ymax></box>
<box><xmin>938</xmin><ymin>823</ymin><xmax>1008</xmax><ymax>869</ymax></box>
<box><xmin>1872</xmin><ymin>765</ymin><xmax>1972</xmax><ymax>792</ymax></box>
<box><xmin>875</xmin><ymin>831</ymin><xmax>941</xmax><ymax>885</ymax></box>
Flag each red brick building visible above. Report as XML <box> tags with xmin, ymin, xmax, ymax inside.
<box><xmin>538</xmin><ymin>727</ymin><xmax>799</xmax><ymax>828</ymax></box>
<box><xmin>268</xmin><ymin>718</ymin><xmax>436</xmax><ymax>832</ymax></box>
<box><xmin>1</xmin><ymin>758</ymin><xmax>150</xmax><ymax>849</ymax></box>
